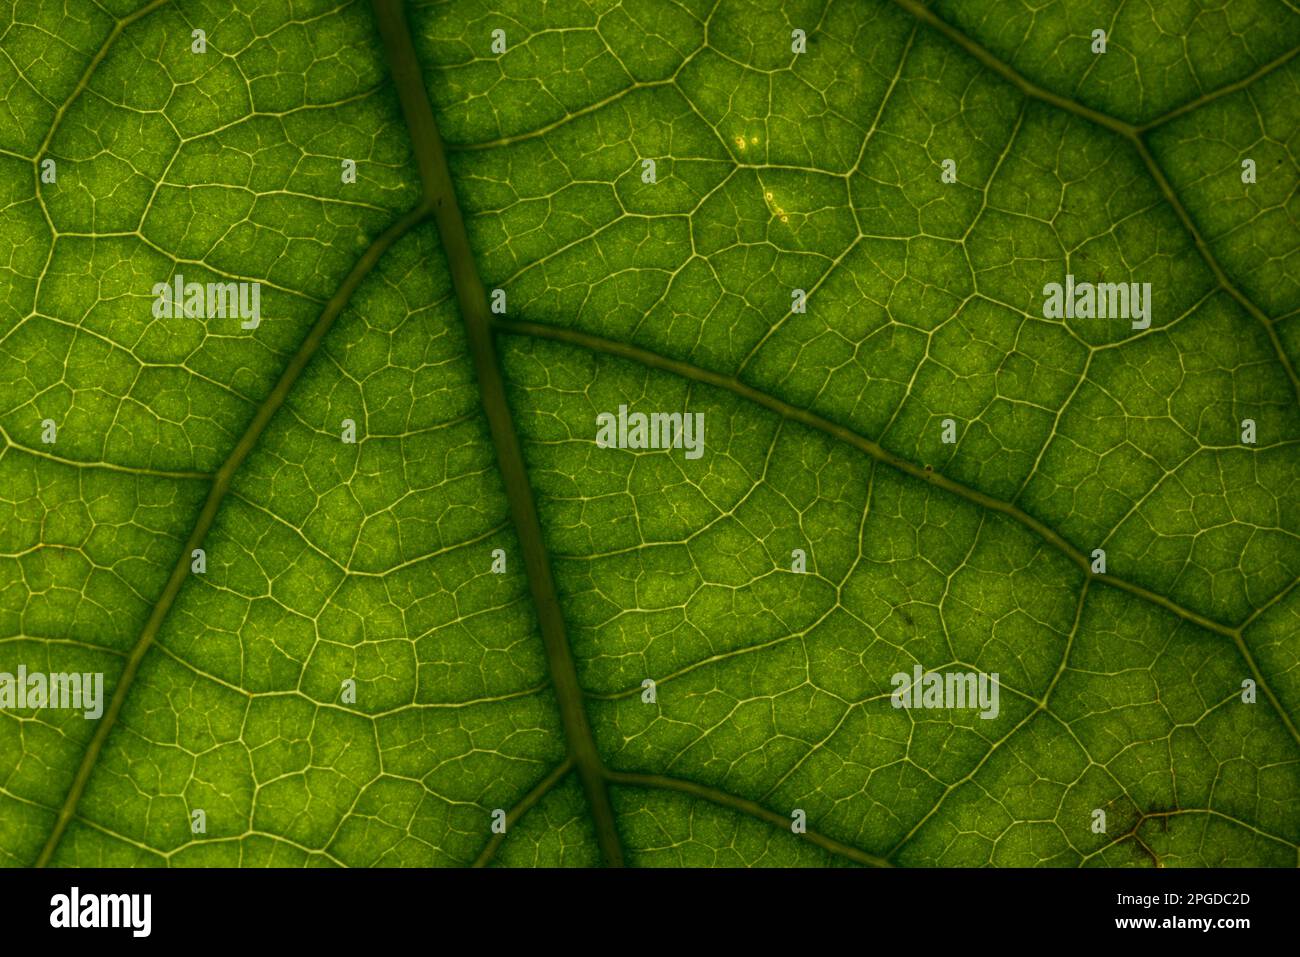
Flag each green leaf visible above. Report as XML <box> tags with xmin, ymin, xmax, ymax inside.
<box><xmin>1</xmin><ymin>0</ymin><xmax>1296</xmax><ymax>868</ymax></box>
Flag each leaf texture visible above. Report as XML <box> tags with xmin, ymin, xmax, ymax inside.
<box><xmin>0</xmin><ymin>0</ymin><xmax>1297</xmax><ymax>868</ymax></box>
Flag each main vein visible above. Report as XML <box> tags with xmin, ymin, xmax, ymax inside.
<box><xmin>368</xmin><ymin>0</ymin><xmax>625</xmax><ymax>867</ymax></box>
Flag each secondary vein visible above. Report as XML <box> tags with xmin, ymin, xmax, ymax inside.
<box><xmin>890</xmin><ymin>0</ymin><xmax>1300</xmax><ymax>404</ymax></box>
<box><xmin>33</xmin><ymin>203</ymin><xmax>429</xmax><ymax>867</ymax></box>
<box><xmin>491</xmin><ymin>318</ymin><xmax>1239</xmax><ymax>640</ymax></box>
<box><xmin>495</xmin><ymin>317</ymin><xmax>1300</xmax><ymax>755</ymax></box>
<box><xmin>605</xmin><ymin>770</ymin><xmax>891</xmax><ymax>867</ymax></box>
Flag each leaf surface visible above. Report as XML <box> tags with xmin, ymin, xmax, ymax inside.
<box><xmin>1</xmin><ymin>0</ymin><xmax>1297</xmax><ymax>868</ymax></box>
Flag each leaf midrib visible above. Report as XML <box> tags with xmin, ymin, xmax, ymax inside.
<box><xmin>366</xmin><ymin>0</ymin><xmax>625</xmax><ymax>867</ymax></box>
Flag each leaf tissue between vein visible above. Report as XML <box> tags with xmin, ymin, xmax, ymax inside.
<box><xmin>595</xmin><ymin>405</ymin><xmax>706</xmax><ymax>460</ymax></box>
<box><xmin>1042</xmin><ymin>274</ymin><xmax>1151</xmax><ymax>329</ymax></box>
<box><xmin>152</xmin><ymin>273</ymin><xmax>262</xmax><ymax>329</ymax></box>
